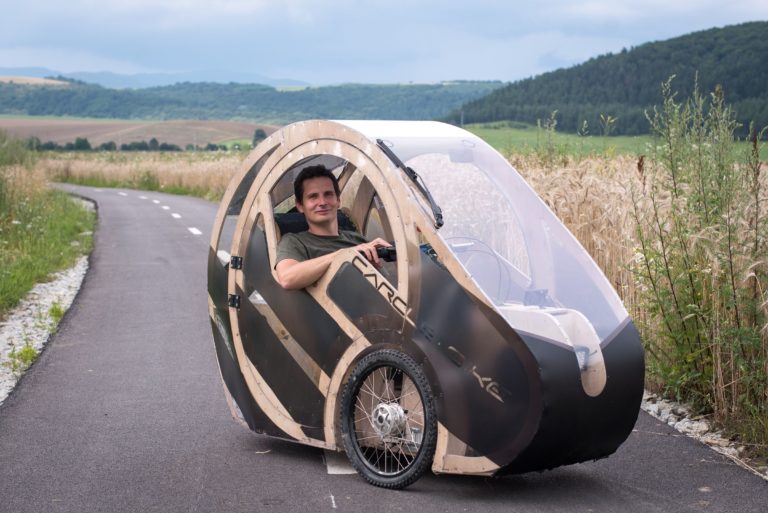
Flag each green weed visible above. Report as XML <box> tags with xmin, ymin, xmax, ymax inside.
<box><xmin>49</xmin><ymin>301</ymin><xmax>65</xmax><ymax>324</ymax></box>
<box><xmin>630</xmin><ymin>77</ymin><xmax>768</xmax><ymax>457</ymax></box>
<box><xmin>3</xmin><ymin>341</ymin><xmax>39</xmax><ymax>374</ymax></box>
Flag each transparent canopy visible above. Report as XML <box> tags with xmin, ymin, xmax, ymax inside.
<box><xmin>339</xmin><ymin>121</ymin><xmax>627</xmax><ymax>368</ymax></box>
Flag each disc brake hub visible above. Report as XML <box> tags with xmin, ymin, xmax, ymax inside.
<box><xmin>372</xmin><ymin>403</ymin><xmax>406</xmax><ymax>437</ymax></box>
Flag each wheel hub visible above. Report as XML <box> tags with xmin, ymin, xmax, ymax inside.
<box><xmin>371</xmin><ymin>403</ymin><xmax>406</xmax><ymax>438</ymax></box>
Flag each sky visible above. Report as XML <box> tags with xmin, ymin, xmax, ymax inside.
<box><xmin>1</xmin><ymin>0</ymin><xmax>767</xmax><ymax>85</ymax></box>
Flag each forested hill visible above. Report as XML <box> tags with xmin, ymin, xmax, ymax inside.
<box><xmin>0</xmin><ymin>80</ymin><xmax>502</xmax><ymax>123</ymax></box>
<box><xmin>445</xmin><ymin>22</ymin><xmax>768</xmax><ymax>135</ymax></box>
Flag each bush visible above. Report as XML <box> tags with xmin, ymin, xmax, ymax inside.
<box><xmin>631</xmin><ymin>77</ymin><xmax>768</xmax><ymax>450</ymax></box>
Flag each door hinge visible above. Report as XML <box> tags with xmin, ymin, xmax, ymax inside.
<box><xmin>228</xmin><ymin>294</ymin><xmax>241</xmax><ymax>309</ymax></box>
<box><xmin>230</xmin><ymin>256</ymin><xmax>243</xmax><ymax>270</ymax></box>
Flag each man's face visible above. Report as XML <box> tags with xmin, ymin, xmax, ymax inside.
<box><xmin>296</xmin><ymin>176</ymin><xmax>339</xmax><ymax>227</ymax></box>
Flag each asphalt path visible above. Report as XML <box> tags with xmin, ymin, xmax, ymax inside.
<box><xmin>0</xmin><ymin>184</ymin><xmax>765</xmax><ymax>513</ymax></box>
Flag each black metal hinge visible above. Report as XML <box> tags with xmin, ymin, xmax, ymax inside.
<box><xmin>228</xmin><ymin>294</ymin><xmax>241</xmax><ymax>309</ymax></box>
<box><xmin>230</xmin><ymin>256</ymin><xmax>243</xmax><ymax>270</ymax></box>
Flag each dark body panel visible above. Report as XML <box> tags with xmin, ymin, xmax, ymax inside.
<box><xmin>326</xmin><ymin>261</ymin><xmax>407</xmax><ymax>344</ymax></box>
<box><xmin>235</xmin><ymin>283</ymin><xmax>326</xmax><ymax>440</ymax></box>
<box><xmin>207</xmin><ymin>249</ymin><xmax>285</xmax><ymax>438</ymax></box>
<box><xmin>500</xmin><ymin>320</ymin><xmax>645</xmax><ymax>473</ymax></box>
<box><xmin>243</xmin><ymin>228</ymin><xmax>353</xmax><ymax>378</ymax></box>
<box><xmin>413</xmin><ymin>253</ymin><xmax>543</xmax><ymax>465</ymax></box>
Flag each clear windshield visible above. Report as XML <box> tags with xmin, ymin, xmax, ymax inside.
<box><xmin>353</xmin><ymin>124</ymin><xmax>628</xmax><ymax>344</ymax></box>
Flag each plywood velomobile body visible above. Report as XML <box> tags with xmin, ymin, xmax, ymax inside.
<box><xmin>207</xmin><ymin>120</ymin><xmax>644</xmax><ymax>484</ymax></box>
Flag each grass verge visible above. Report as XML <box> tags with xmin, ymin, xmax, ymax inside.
<box><xmin>0</xmin><ymin>131</ymin><xmax>95</xmax><ymax>318</ymax></box>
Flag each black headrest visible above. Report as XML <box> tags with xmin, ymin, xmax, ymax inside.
<box><xmin>275</xmin><ymin>211</ymin><xmax>357</xmax><ymax>235</ymax></box>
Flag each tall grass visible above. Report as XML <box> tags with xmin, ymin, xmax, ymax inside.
<box><xmin>0</xmin><ymin>131</ymin><xmax>95</xmax><ymax>318</ymax></box>
<box><xmin>513</xmin><ymin>153</ymin><xmax>641</xmax><ymax>313</ymax></box>
<box><xmin>629</xmin><ymin>79</ymin><xmax>767</xmax><ymax>453</ymax></box>
<box><xmin>43</xmin><ymin>151</ymin><xmax>242</xmax><ymax>201</ymax></box>
<box><xmin>502</xmin><ymin>81</ymin><xmax>767</xmax><ymax>458</ymax></box>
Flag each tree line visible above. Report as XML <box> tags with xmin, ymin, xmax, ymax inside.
<box><xmin>445</xmin><ymin>22</ymin><xmax>768</xmax><ymax>135</ymax></box>
<box><xmin>0</xmin><ymin>80</ymin><xmax>503</xmax><ymax>124</ymax></box>
<box><xmin>25</xmin><ymin>136</ymin><xmax>232</xmax><ymax>153</ymax></box>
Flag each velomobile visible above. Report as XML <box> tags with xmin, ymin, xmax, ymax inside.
<box><xmin>207</xmin><ymin>120</ymin><xmax>645</xmax><ymax>489</ymax></box>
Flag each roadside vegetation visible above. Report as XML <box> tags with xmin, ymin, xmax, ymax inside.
<box><xmin>631</xmin><ymin>81</ymin><xmax>767</xmax><ymax>460</ymax></box>
<box><xmin>41</xmin><ymin>151</ymin><xmax>242</xmax><ymax>202</ymax></box>
<box><xmin>0</xmin><ymin>130</ymin><xmax>95</xmax><ymax>319</ymax></box>
<box><xmin>512</xmin><ymin>80</ymin><xmax>767</xmax><ymax>463</ymax></box>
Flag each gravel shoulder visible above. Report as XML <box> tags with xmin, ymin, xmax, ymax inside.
<box><xmin>0</xmin><ymin>255</ymin><xmax>89</xmax><ymax>404</ymax></box>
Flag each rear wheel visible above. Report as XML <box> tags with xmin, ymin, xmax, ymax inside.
<box><xmin>340</xmin><ymin>349</ymin><xmax>437</xmax><ymax>489</ymax></box>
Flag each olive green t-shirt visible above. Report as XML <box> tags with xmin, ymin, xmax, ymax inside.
<box><xmin>276</xmin><ymin>230</ymin><xmax>368</xmax><ymax>264</ymax></box>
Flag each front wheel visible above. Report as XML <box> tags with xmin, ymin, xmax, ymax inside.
<box><xmin>339</xmin><ymin>349</ymin><xmax>437</xmax><ymax>489</ymax></box>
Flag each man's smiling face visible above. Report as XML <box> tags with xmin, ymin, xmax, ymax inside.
<box><xmin>296</xmin><ymin>176</ymin><xmax>339</xmax><ymax>230</ymax></box>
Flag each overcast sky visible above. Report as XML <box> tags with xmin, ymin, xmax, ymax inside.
<box><xmin>1</xmin><ymin>1</ymin><xmax>766</xmax><ymax>85</ymax></box>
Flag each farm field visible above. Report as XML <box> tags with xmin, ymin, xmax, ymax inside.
<box><xmin>464</xmin><ymin>122</ymin><xmax>652</xmax><ymax>156</ymax></box>
<box><xmin>465</xmin><ymin>122</ymin><xmax>768</xmax><ymax>159</ymax></box>
<box><xmin>0</xmin><ymin>116</ymin><xmax>652</xmax><ymax>157</ymax></box>
<box><xmin>0</xmin><ymin>115</ymin><xmax>278</xmax><ymax>148</ymax></box>
<box><xmin>0</xmin><ymin>76</ymin><xmax>69</xmax><ymax>86</ymax></box>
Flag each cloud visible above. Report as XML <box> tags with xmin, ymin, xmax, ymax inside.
<box><xmin>1</xmin><ymin>1</ymin><xmax>767</xmax><ymax>83</ymax></box>
<box><xmin>560</xmin><ymin>0</ymin><xmax>768</xmax><ymax>23</ymax></box>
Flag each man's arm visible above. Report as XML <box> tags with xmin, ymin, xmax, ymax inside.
<box><xmin>275</xmin><ymin>238</ymin><xmax>391</xmax><ymax>290</ymax></box>
<box><xmin>275</xmin><ymin>251</ymin><xmax>338</xmax><ymax>290</ymax></box>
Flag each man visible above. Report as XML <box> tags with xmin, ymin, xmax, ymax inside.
<box><xmin>275</xmin><ymin>165</ymin><xmax>390</xmax><ymax>290</ymax></box>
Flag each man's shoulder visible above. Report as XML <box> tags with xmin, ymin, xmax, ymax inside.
<box><xmin>275</xmin><ymin>232</ymin><xmax>310</xmax><ymax>263</ymax></box>
<box><xmin>277</xmin><ymin>231</ymin><xmax>304</xmax><ymax>247</ymax></box>
<box><xmin>339</xmin><ymin>230</ymin><xmax>367</xmax><ymax>244</ymax></box>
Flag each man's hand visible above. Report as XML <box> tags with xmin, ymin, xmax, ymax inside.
<box><xmin>354</xmin><ymin>238</ymin><xmax>392</xmax><ymax>267</ymax></box>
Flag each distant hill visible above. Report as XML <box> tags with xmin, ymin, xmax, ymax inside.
<box><xmin>0</xmin><ymin>79</ymin><xmax>503</xmax><ymax>123</ymax></box>
<box><xmin>446</xmin><ymin>22</ymin><xmax>768</xmax><ymax>135</ymax></box>
<box><xmin>0</xmin><ymin>67</ymin><xmax>307</xmax><ymax>89</ymax></box>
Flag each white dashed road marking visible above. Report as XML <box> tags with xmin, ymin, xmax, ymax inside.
<box><xmin>110</xmin><ymin>189</ymin><xmax>197</xmax><ymax>237</ymax></box>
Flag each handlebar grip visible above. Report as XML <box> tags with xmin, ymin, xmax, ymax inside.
<box><xmin>376</xmin><ymin>246</ymin><xmax>397</xmax><ymax>262</ymax></box>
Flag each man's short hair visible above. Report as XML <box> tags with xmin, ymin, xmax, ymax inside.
<box><xmin>294</xmin><ymin>165</ymin><xmax>340</xmax><ymax>204</ymax></box>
